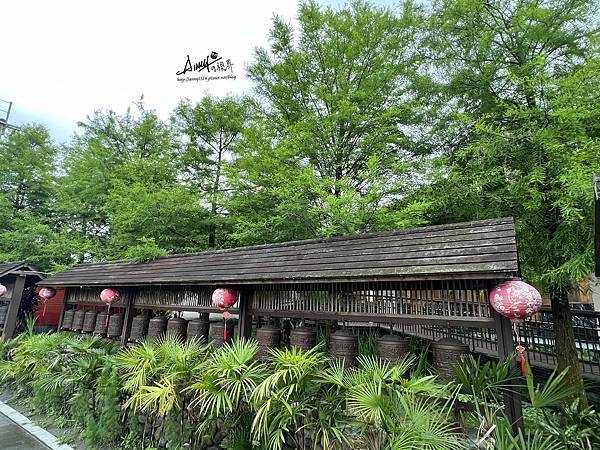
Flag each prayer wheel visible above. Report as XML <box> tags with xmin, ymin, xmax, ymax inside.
<box><xmin>432</xmin><ymin>337</ymin><xmax>469</xmax><ymax>379</ymax></box>
<box><xmin>187</xmin><ymin>314</ymin><xmax>210</xmax><ymax>343</ymax></box>
<box><xmin>0</xmin><ymin>304</ymin><xmax>8</xmax><ymax>326</ymax></box>
<box><xmin>289</xmin><ymin>327</ymin><xmax>317</xmax><ymax>352</ymax></box>
<box><xmin>61</xmin><ymin>309</ymin><xmax>75</xmax><ymax>330</ymax></box>
<box><xmin>72</xmin><ymin>309</ymin><xmax>85</xmax><ymax>332</ymax></box>
<box><xmin>107</xmin><ymin>313</ymin><xmax>124</xmax><ymax>338</ymax></box>
<box><xmin>82</xmin><ymin>310</ymin><xmax>98</xmax><ymax>333</ymax></box>
<box><xmin>130</xmin><ymin>314</ymin><xmax>150</xmax><ymax>341</ymax></box>
<box><xmin>378</xmin><ymin>334</ymin><xmax>408</xmax><ymax>363</ymax></box>
<box><xmin>166</xmin><ymin>317</ymin><xmax>187</xmax><ymax>341</ymax></box>
<box><xmin>94</xmin><ymin>312</ymin><xmax>109</xmax><ymax>336</ymax></box>
<box><xmin>147</xmin><ymin>316</ymin><xmax>168</xmax><ymax>339</ymax></box>
<box><xmin>256</xmin><ymin>325</ymin><xmax>281</xmax><ymax>361</ymax></box>
<box><xmin>209</xmin><ymin>320</ymin><xmax>234</xmax><ymax>347</ymax></box>
<box><xmin>329</xmin><ymin>329</ymin><xmax>358</xmax><ymax>368</ymax></box>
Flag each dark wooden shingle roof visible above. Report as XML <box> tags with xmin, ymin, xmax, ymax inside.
<box><xmin>40</xmin><ymin>217</ymin><xmax>519</xmax><ymax>287</ymax></box>
<box><xmin>0</xmin><ymin>261</ymin><xmax>34</xmax><ymax>279</ymax></box>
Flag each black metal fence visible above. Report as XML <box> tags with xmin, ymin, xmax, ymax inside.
<box><xmin>402</xmin><ymin>306</ymin><xmax>600</xmax><ymax>379</ymax></box>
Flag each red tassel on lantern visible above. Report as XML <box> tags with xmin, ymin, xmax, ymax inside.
<box><xmin>100</xmin><ymin>288</ymin><xmax>121</xmax><ymax>327</ymax></box>
<box><xmin>212</xmin><ymin>288</ymin><xmax>237</xmax><ymax>343</ymax></box>
<box><xmin>38</xmin><ymin>287</ymin><xmax>56</xmax><ymax>317</ymax></box>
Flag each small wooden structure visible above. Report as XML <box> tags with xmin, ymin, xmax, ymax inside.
<box><xmin>0</xmin><ymin>262</ymin><xmax>44</xmax><ymax>340</ymax></box>
<box><xmin>39</xmin><ymin>217</ymin><xmax>523</xmax><ymax>430</ymax></box>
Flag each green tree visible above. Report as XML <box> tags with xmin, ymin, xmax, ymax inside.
<box><xmin>235</xmin><ymin>0</ymin><xmax>426</xmax><ymax>242</ymax></box>
<box><xmin>171</xmin><ymin>95</ymin><xmax>252</xmax><ymax>248</ymax></box>
<box><xmin>0</xmin><ymin>124</ymin><xmax>56</xmax><ymax>214</ymax></box>
<box><xmin>412</xmin><ymin>0</ymin><xmax>600</xmax><ymax>406</ymax></box>
<box><xmin>59</xmin><ymin>102</ymin><xmax>209</xmax><ymax>261</ymax></box>
<box><xmin>0</xmin><ymin>125</ymin><xmax>72</xmax><ymax>272</ymax></box>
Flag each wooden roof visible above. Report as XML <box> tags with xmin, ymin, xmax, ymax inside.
<box><xmin>0</xmin><ymin>261</ymin><xmax>42</xmax><ymax>279</ymax></box>
<box><xmin>39</xmin><ymin>217</ymin><xmax>519</xmax><ymax>287</ymax></box>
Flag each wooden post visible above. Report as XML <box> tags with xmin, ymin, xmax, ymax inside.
<box><xmin>2</xmin><ymin>275</ymin><xmax>26</xmax><ymax>340</ymax></box>
<box><xmin>494</xmin><ymin>309</ymin><xmax>524</xmax><ymax>434</ymax></box>
<box><xmin>121</xmin><ymin>288</ymin><xmax>136</xmax><ymax>346</ymax></box>
<box><xmin>238</xmin><ymin>289</ymin><xmax>252</xmax><ymax>340</ymax></box>
<box><xmin>594</xmin><ymin>173</ymin><xmax>600</xmax><ymax>277</ymax></box>
<box><xmin>57</xmin><ymin>287</ymin><xmax>70</xmax><ymax>331</ymax></box>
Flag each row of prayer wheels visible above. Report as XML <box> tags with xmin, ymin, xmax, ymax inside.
<box><xmin>60</xmin><ymin>309</ymin><xmax>469</xmax><ymax>377</ymax></box>
<box><xmin>256</xmin><ymin>326</ymin><xmax>469</xmax><ymax>377</ymax></box>
<box><xmin>61</xmin><ymin>309</ymin><xmax>124</xmax><ymax>338</ymax></box>
<box><xmin>128</xmin><ymin>313</ymin><xmax>233</xmax><ymax>345</ymax></box>
<box><xmin>60</xmin><ymin>309</ymin><xmax>234</xmax><ymax>345</ymax></box>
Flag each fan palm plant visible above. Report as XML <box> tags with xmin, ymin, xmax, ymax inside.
<box><xmin>331</xmin><ymin>354</ymin><xmax>463</xmax><ymax>450</ymax></box>
<box><xmin>251</xmin><ymin>345</ymin><xmax>328</xmax><ymax>449</ymax></box>
<box><xmin>118</xmin><ymin>335</ymin><xmax>208</xmax><ymax>448</ymax></box>
<box><xmin>186</xmin><ymin>339</ymin><xmax>266</xmax><ymax>449</ymax></box>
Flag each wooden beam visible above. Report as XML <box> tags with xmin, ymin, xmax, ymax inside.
<box><xmin>494</xmin><ymin>310</ymin><xmax>524</xmax><ymax>434</ymax></box>
<box><xmin>248</xmin><ymin>309</ymin><xmax>497</xmax><ymax>329</ymax></box>
<box><xmin>120</xmin><ymin>289</ymin><xmax>136</xmax><ymax>346</ymax></box>
<box><xmin>595</xmin><ymin>173</ymin><xmax>600</xmax><ymax>277</ymax></box>
<box><xmin>57</xmin><ymin>287</ymin><xmax>70</xmax><ymax>330</ymax></box>
<box><xmin>238</xmin><ymin>290</ymin><xmax>252</xmax><ymax>340</ymax></box>
<box><xmin>2</xmin><ymin>275</ymin><xmax>26</xmax><ymax>340</ymax></box>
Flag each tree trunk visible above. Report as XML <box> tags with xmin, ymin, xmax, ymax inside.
<box><xmin>208</xmin><ymin>141</ymin><xmax>224</xmax><ymax>249</ymax></box>
<box><xmin>550</xmin><ymin>292</ymin><xmax>588</xmax><ymax>409</ymax></box>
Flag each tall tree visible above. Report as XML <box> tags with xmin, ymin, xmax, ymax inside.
<box><xmin>59</xmin><ymin>102</ymin><xmax>209</xmax><ymax>261</ymax></box>
<box><xmin>415</xmin><ymin>0</ymin><xmax>599</xmax><ymax>406</ymax></box>
<box><xmin>0</xmin><ymin>125</ymin><xmax>56</xmax><ymax>215</ymax></box>
<box><xmin>0</xmin><ymin>125</ymin><xmax>73</xmax><ymax>271</ymax></box>
<box><xmin>238</xmin><ymin>0</ymin><xmax>426</xmax><ymax>241</ymax></box>
<box><xmin>172</xmin><ymin>95</ymin><xmax>251</xmax><ymax>248</ymax></box>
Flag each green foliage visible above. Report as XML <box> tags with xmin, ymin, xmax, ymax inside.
<box><xmin>453</xmin><ymin>354</ymin><xmax>514</xmax><ymax>404</ymax></box>
<box><xmin>525</xmin><ymin>362</ymin><xmax>575</xmax><ymax>409</ymax></box>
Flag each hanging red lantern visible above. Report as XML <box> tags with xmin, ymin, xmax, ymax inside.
<box><xmin>38</xmin><ymin>287</ymin><xmax>57</xmax><ymax>317</ymax></box>
<box><xmin>489</xmin><ymin>279</ymin><xmax>542</xmax><ymax>376</ymax></box>
<box><xmin>100</xmin><ymin>288</ymin><xmax>121</xmax><ymax>327</ymax></box>
<box><xmin>39</xmin><ymin>287</ymin><xmax>56</xmax><ymax>301</ymax></box>
<box><xmin>0</xmin><ymin>284</ymin><xmax>7</xmax><ymax>297</ymax></box>
<box><xmin>212</xmin><ymin>288</ymin><xmax>238</xmax><ymax>343</ymax></box>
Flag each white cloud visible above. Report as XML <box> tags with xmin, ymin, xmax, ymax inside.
<box><xmin>1</xmin><ymin>0</ymin><xmax>298</xmax><ymax>142</ymax></box>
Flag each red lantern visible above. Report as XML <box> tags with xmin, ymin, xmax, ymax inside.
<box><xmin>39</xmin><ymin>287</ymin><xmax>56</xmax><ymax>301</ymax></box>
<box><xmin>490</xmin><ymin>279</ymin><xmax>542</xmax><ymax>321</ymax></box>
<box><xmin>212</xmin><ymin>288</ymin><xmax>238</xmax><ymax>343</ymax></box>
<box><xmin>100</xmin><ymin>288</ymin><xmax>121</xmax><ymax>326</ymax></box>
<box><xmin>212</xmin><ymin>288</ymin><xmax>237</xmax><ymax>309</ymax></box>
<box><xmin>0</xmin><ymin>284</ymin><xmax>6</xmax><ymax>297</ymax></box>
<box><xmin>489</xmin><ymin>279</ymin><xmax>542</xmax><ymax>376</ymax></box>
<box><xmin>38</xmin><ymin>287</ymin><xmax>57</xmax><ymax>317</ymax></box>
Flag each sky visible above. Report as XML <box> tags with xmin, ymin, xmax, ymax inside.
<box><xmin>1</xmin><ymin>0</ymin><xmax>403</xmax><ymax>144</ymax></box>
<box><xmin>1</xmin><ymin>0</ymin><xmax>300</xmax><ymax>144</ymax></box>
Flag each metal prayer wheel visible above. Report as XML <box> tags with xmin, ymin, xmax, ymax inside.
<box><xmin>82</xmin><ymin>310</ymin><xmax>98</xmax><ymax>333</ymax></box>
<box><xmin>72</xmin><ymin>309</ymin><xmax>85</xmax><ymax>332</ymax></box>
<box><xmin>147</xmin><ymin>316</ymin><xmax>168</xmax><ymax>339</ymax></box>
<box><xmin>209</xmin><ymin>321</ymin><xmax>234</xmax><ymax>347</ymax></box>
<box><xmin>378</xmin><ymin>334</ymin><xmax>408</xmax><ymax>363</ymax></box>
<box><xmin>130</xmin><ymin>314</ymin><xmax>150</xmax><ymax>341</ymax></box>
<box><xmin>166</xmin><ymin>317</ymin><xmax>187</xmax><ymax>341</ymax></box>
<box><xmin>94</xmin><ymin>312</ymin><xmax>109</xmax><ymax>336</ymax></box>
<box><xmin>107</xmin><ymin>313</ymin><xmax>124</xmax><ymax>338</ymax></box>
<box><xmin>256</xmin><ymin>325</ymin><xmax>281</xmax><ymax>361</ymax></box>
<box><xmin>187</xmin><ymin>314</ymin><xmax>210</xmax><ymax>343</ymax></box>
<box><xmin>61</xmin><ymin>309</ymin><xmax>74</xmax><ymax>330</ymax></box>
<box><xmin>432</xmin><ymin>337</ymin><xmax>470</xmax><ymax>379</ymax></box>
<box><xmin>289</xmin><ymin>327</ymin><xmax>317</xmax><ymax>352</ymax></box>
<box><xmin>0</xmin><ymin>304</ymin><xmax>8</xmax><ymax>326</ymax></box>
<box><xmin>329</xmin><ymin>329</ymin><xmax>358</xmax><ymax>368</ymax></box>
